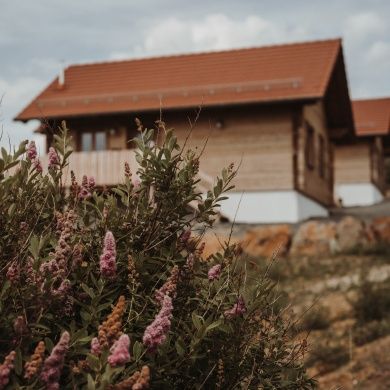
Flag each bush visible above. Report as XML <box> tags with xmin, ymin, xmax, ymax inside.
<box><xmin>299</xmin><ymin>307</ymin><xmax>331</xmax><ymax>332</ymax></box>
<box><xmin>0</xmin><ymin>122</ymin><xmax>315</xmax><ymax>389</ymax></box>
<box><xmin>306</xmin><ymin>340</ymin><xmax>349</xmax><ymax>373</ymax></box>
<box><xmin>353</xmin><ymin>278</ymin><xmax>390</xmax><ymax>324</ymax></box>
<box><xmin>353</xmin><ymin>319</ymin><xmax>390</xmax><ymax>346</ymax></box>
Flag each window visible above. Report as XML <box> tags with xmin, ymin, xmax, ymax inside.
<box><xmin>95</xmin><ymin>131</ymin><xmax>107</xmax><ymax>151</ymax></box>
<box><xmin>305</xmin><ymin>122</ymin><xmax>315</xmax><ymax>170</ymax></box>
<box><xmin>81</xmin><ymin>132</ymin><xmax>93</xmax><ymax>152</ymax></box>
<box><xmin>318</xmin><ymin>134</ymin><xmax>325</xmax><ymax>178</ymax></box>
<box><xmin>81</xmin><ymin>131</ymin><xmax>107</xmax><ymax>152</ymax></box>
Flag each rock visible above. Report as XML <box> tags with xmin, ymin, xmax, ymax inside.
<box><xmin>371</xmin><ymin>216</ymin><xmax>390</xmax><ymax>243</ymax></box>
<box><xmin>290</xmin><ymin>221</ymin><xmax>337</xmax><ymax>257</ymax></box>
<box><xmin>201</xmin><ymin>233</ymin><xmax>238</xmax><ymax>260</ymax></box>
<box><xmin>242</xmin><ymin>225</ymin><xmax>292</xmax><ymax>258</ymax></box>
<box><xmin>336</xmin><ymin>216</ymin><xmax>375</xmax><ymax>252</ymax></box>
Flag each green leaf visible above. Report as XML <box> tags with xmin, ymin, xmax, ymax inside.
<box><xmin>192</xmin><ymin>312</ymin><xmax>203</xmax><ymax>331</ymax></box>
<box><xmin>87</xmin><ymin>373</ymin><xmax>96</xmax><ymax>390</ymax></box>
<box><xmin>81</xmin><ymin>283</ymin><xmax>95</xmax><ymax>299</ymax></box>
<box><xmin>29</xmin><ymin>234</ymin><xmax>40</xmax><ymax>258</ymax></box>
<box><xmin>86</xmin><ymin>354</ymin><xmax>100</xmax><ymax>372</ymax></box>
<box><xmin>132</xmin><ymin>340</ymin><xmax>143</xmax><ymax>361</ymax></box>
<box><xmin>14</xmin><ymin>347</ymin><xmax>23</xmax><ymax>375</ymax></box>
<box><xmin>175</xmin><ymin>338</ymin><xmax>186</xmax><ymax>356</ymax></box>
<box><xmin>44</xmin><ymin>337</ymin><xmax>54</xmax><ymax>353</ymax></box>
<box><xmin>205</xmin><ymin>320</ymin><xmax>222</xmax><ymax>333</ymax></box>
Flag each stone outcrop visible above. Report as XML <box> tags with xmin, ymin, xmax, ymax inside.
<box><xmin>371</xmin><ymin>216</ymin><xmax>390</xmax><ymax>243</ymax></box>
<box><xmin>242</xmin><ymin>225</ymin><xmax>292</xmax><ymax>258</ymax></box>
<box><xmin>336</xmin><ymin>216</ymin><xmax>375</xmax><ymax>252</ymax></box>
<box><xmin>201</xmin><ymin>215</ymin><xmax>388</xmax><ymax>259</ymax></box>
<box><xmin>290</xmin><ymin>221</ymin><xmax>337</xmax><ymax>256</ymax></box>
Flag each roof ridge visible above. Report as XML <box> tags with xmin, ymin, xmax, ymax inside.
<box><xmin>67</xmin><ymin>37</ymin><xmax>343</xmax><ymax>69</ymax></box>
<box><xmin>353</xmin><ymin>96</ymin><xmax>390</xmax><ymax>102</ymax></box>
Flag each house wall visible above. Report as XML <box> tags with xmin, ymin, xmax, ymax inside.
<box><xmin>334</xmin><ymin>138</ymin><xmax>385</xmax><ymax>206</ymax></box>
<box><xmin>162</xmin><ymin>105</ymin><xmax>295</xmax><ymax>192</ymax></box>
<box><xmin>297</xmin><ymin>101</ymin><xmax>333</xmax><ymax>206</ymax></box>
<box><xmin>334</xmin><ymin>142</ymin><xmax>371</xmax><ymax>184</ymax></box>
<box><xmin>218</xmin><ymin>190</ymin><xmax>328</xmax><ymax>223</ymax></box>
<box><xmin>44</xmin><ymin>103</ymin><xmax>335</xmax><ymax>222</ymax></box>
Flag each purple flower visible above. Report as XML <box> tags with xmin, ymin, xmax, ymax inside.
<box><xmin>40</xmin><ymin>331</ymin><xmax>70</xmax><ymax>390</ymax></box>
<box><xmin>78</xmin><ymin>175</ymin><xmax>95</xmax><ymax>199</ymax></box>
<box><xmin>90</xmin><ymin>337</ymin><xmax>101</xmax><ymax>356</ymax></box>
<box><xmin>0</xmin><ymin>351</ymin><xmax>16</xmax><ymax>389</ymax></box>
<box><xmin>154</xmin><ymin>266</ymin><xmax>179</xmax><ymax>305</ymax></box>
<box><xmin>100</xmin><ymin>231</ymin><xmax>117</xmax><ymax>279</ymax></box>
<box><xmin>180</xmin><ymin>229</ymin><xmax>191</xmax><ymax>244</ymax></box>
<box><xmin>26</xmin><ymin>141</ymin><xmax>37</xmax><ymax>161</ymax></box>
<box><xmin>48</xmin><ymin>147</ymin><xmax>59</xmax><ymax>168</ymax></box>
<box><xmin>51</xmin><ymin>279</ymin><xmax>71</xmax><ymax>298</ymax></box>
<box><xmin>143</xmin><ymin>295</ymin><xmax>173</xmax><ymax>352</ymax></box>
<box><xmin>13</xmin><ymin>316</ymin><xmax>27</xmax><ymax>335</ymax></box>
<box><xmin>224</xmin><ymin>296</ymin><xmax>247</xmax><ymax>319</ymax></box>
<box><xmin>34</xmin><ymin>158</ymin><xmax>43</xmax><ymax>173</ymax></box>
<box><xmin>107</xmin><ymin>334</ymin><xmax>131</xmax><ymax>367</ymax></box>
<box><xmin>208</xmin><ymin>264</ymin><xmax>222</xmax><ymax>281</ymax></box>
<box><xmin>6</xmin><ymin>262</ymin><xmax>19</xmax><ymax>283</ymax></box>
<box><xmin>88</xmin><ymin>176</ymin><xmax>95</xmax><ymax>189</ymax></box>
<box><xmin>132</xmin><ymin>174</ymin><xmax>141</xmax><ymax>189</ymax></box>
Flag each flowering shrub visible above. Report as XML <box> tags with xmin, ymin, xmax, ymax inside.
<box><xmin>0</xmin><ymin>122</ymin><xmax>315</xmax><ymax>389</ymax></box>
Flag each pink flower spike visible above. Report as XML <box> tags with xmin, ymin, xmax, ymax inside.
<box><xmin>48</xmin><ymin>147</ymin><xmax>59</xmax><ymax>168</ymax></box>
<box><xmin>26</xmin><ymin>141</ymin><xmax>37</xmax><ymax>161</ymax></box>
<box><xmin>40</xmin><ymin>331</ymin><xmax>70</xmax><ymax>390</ymax></box>
<box><xmin>99</xmin><ymin>231</ymin><xmax>117</xmax><ymax>279</ymax></box>
<box><xmin>90</xmin><ymin>337</ymin><xmax>101</xmax><ymax>356</ymax></box>
<box><xmin>107</xmin><ymin>334</ymin><xmax>131</xmax><ymax>367</ymax></box>
<box><xmin>143</xmin><ymin>295</ymin><xmax>173</xmax><ymax>352</ymax></box>
<box><xmin>131</xmin><ymin>174</ymin><xmax>141</xmax><ymax>189</ymax></box>
<box><xmin>0</xmin><ymin>351</ymin><xmax>16</xmax><ymax>389</ymax></box>
<box><xmin>208</xmin><ymin>264</ymin><xmax>222</xmax><ymax>281</ymax></box>
<box><xmin>88</xmin><ymin>176</ymin><xmax>95</xmax><ymax>189</ymax></box>
<box><xmin>34</xmin><ymin>158</ymin><xmax>43</xmax><ymax>173</ymax></box>
<box><xmin>224</xmin><ymin>296</ymin><xmax>247</xmax><ymax>319</ymax></box>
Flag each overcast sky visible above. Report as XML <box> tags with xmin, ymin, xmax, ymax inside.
<box><xmin>1</xmin><ymin>0</ymin><xmax>389</xmax><ymax>149</ymax></box>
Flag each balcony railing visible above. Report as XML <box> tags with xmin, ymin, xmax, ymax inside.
<box><xmin>41</xmin><ymin>150</ymin><xmax>139</xmax><ymax>186</ymax></box>
<box><xmin>39</xmin><ymin>150</ymin><xmax>214</xmax><ymax>190</ymax></box>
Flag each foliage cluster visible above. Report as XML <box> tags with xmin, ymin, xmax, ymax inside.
<box><xmin>0</xmin><ymin>122</ymin><xmax>315</xmax><ymax>389</ymax></box>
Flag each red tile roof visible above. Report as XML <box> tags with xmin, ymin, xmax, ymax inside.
<box><xmin>16</xmin><ymin>39</ymin><xmax>343</xmax><ymax>121</ymax></box>
<box><xmin>353</xmin><ymin>98</ymin><xmax>390</xmax><ymax>136</ymax></box>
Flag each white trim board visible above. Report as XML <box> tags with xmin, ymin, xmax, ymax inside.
<box><xmin>219</xmin><ymin>190</ymin><xmax>328</xmax><ymax>223</ymax></box>
<box><xmin>335</xmin><ymin>183</ymin><xmax>383</xmax><ymax>207</ymax></box>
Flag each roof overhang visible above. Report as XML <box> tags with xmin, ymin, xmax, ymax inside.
<box><xmin>323</xmin><ymin>48</ymin><xmax>355</xmax><ymax>144</ymax></box>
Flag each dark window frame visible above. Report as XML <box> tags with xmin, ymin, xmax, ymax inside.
<box><xmin>305</xmin><ymin>121</ymin><xmax>315</xmax><ymax>170</ymax></box>
<box><xmin>80</xmin><ymin>131</ymin><xmax>107</xmax><ymax>152</ymax></box>
<box><xmin>318</xmin><ymin>134</ymin><xmax>325</xmax><ymax>178</ymax></box>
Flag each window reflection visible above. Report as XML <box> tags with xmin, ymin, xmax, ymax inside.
<box><xmin>95</xmin><ymin>131</ymin><xmax>107</xmax><ymax>151</ymax></box>
<box><xmin>81</xmin><ymin>132</ymin><xmax>93</xmax><ymax>152</ymax></box>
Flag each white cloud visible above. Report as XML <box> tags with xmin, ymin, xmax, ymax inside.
<box><xmin>111</xmin><ymin>13</ymin><xmax>310</xmax><ymax>59</ymax></box>
<box><xmin>0</xmin><ymin>77</ymin><xmax>45</xmax><ymax>148</ymax></box>
<box><xmin>365</xmin><ymin>41</ymin><xmax>390</xmax><ymax>63</ymax></box>
<box><xmin>344</xmin><ymin>12</ymin><xmax>386</xmax><ymax>43</ymax></box>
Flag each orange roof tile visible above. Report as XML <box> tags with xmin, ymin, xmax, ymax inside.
<box><xmin>16</xmin><ymin>39</ymin><xmax>343</xmax><ymax>121</ymax></box>
<box><xmin>353</xmin><ymin>98</ymin><xmax>390</xmax><ymax>136</ymax></box>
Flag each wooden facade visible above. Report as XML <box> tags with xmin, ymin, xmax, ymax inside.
<box><xmin>42</xmin><ymin>101</ymin><xmax>335</xmax><ymax>207</ymax></box>
<box><xmin>334</xmin><ymin>137</ymin><xmax>385</xmax><ymax>193</ymax></box>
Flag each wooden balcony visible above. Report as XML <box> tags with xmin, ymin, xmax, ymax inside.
<box><xmin>41</xmin><ymin>150</ymin><xmax>139</xmax><ymax>186</ymax></box>
<box><xmin>39</xmin><ymin>150</ymin><xmax>214</xmax><ymax>189</ymax></box>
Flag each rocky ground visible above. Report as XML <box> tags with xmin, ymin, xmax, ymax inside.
<box><xmin>202</xmin><ymin>210</ymin><xmax>390</xmax><ymax>389</ymax></box>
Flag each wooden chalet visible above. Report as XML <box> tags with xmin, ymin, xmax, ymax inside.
<box><xmin>335</xmin><ymin>97</ymin><xmax>390</xmax><ymax>206</ymax></box>
<box><xmin>15</xmin><ymin>39</ymin><xmax>355</xmax><ymax>223</ymax></box>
